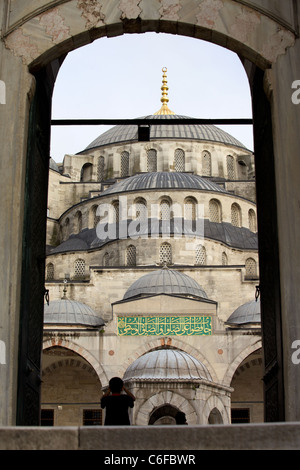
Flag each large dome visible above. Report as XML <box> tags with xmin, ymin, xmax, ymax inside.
<box><xmin>101</xmin><ymin>171</ymin><xmax>227</xmax><ymax>196</ymax></box>
<box><xmin>123</xmin><ymin>268</ymin><xmax>208</xmax><ymax>300</ymax></box>
<box><xmin>123</xmin><ymin>349</ymin><xmax>212</xmax><ymax>382</ymax></box>
<box><xmin>82</xmin><ymin>114</ymin><xmax>247</xmax><ymax>152</ymax></box>
<box><xmin>44</xmin><ymin>299</ymin><xmax>105</xmax><ymax>327</ymax></box>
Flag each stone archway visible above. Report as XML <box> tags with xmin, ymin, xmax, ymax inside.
<box><xmin>1</xmin><ymin>0</ymin><xmax>299</xmax><ymax>425</ymax></box>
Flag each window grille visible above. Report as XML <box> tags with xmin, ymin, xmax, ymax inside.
<box><xmin>121</xmin><ymin>151</ymin><xmax>129</xmax><ymax>177</ymax></box>
<box><xmin>112</xmin><ymin>202</ymin><xmax>119</xmax><ymax>223</ymax></box>
<box><xmin>160</xmin><ymin>243</ymin><xmax>172</xmax><ymax>265</ymax></box>
<box><xmin>135</xmin><ymin>200</ymin><xmax>147</xmax><ymax>220</ymax></box>
<box><xmin>209</xmin><ymin>199</ymin><xmax>221</xmax><ymax>223</ymax></box>
<box><xmin>46</xmin><ymin>263</ymin><xmax>54</xmax><ymax>281</ymax></box>
<box><xmin>184</xmin><ymin>198</ymin><xmax>196</xmax><ymax>220</ymax></box>
<box><xmin>41</xmin><ymin>409</ymin><xmax>54</xmax><ymax>426</ymax></box>
<box><xmin>231</xmin><ymin>408</ymin><xmax>250</xmax><ymax>424</ymax></box>
<box><xmin>97</xmin><ymin>156</ymin><xmax>105</xmax><ymax>182</ymax></box>
<box><xmin>174</xmin><ymin>148</ymin><xmax>185</xmax><ymax>171</ymax></box>
<box><xmin>160</xmin><ymin>200</ymin><xmax>171</xmax><ymax>220</ymax></box>
<box><xmin>195</xmin><ymin>245</ymin><xmax>206</xmax><ymax>265</ymax></box>
<box><xmin>248</xmin><ymin>209</ymin><xmax>257</xmax><ymax>232</ymax></box>
<box><xmin>202</xmin><ymin>151</ymin><xmax>211</xmax><ymax>176</ymax></box>
<box><xmin>126</xmin><ymin>245</ymin><xmax>136</xmax><ymax>266</ymax></box>
<box><xmin>92</xmin><ymin>206</ymin><xmax>100</xmax><ymax>228</ymax></box>
<box><xmin>74</xmin><ymin>259</ymin><xmax>85</xmax><ymax>278</ymax></box>
<box><xmin>222</xmin><ymin>252</ymin><xmax>228</xmax><ymax>265</ymax></box>
<box><xmin>245</xmin><ymin>258</ymin><xmax>257</xmax><ymax>278</ymax></box>
<box><xmin>147</xmin><ymin>149</ymin><xmax>157</xmax><ymax>172</ymax></box>
<box><xmin>231</xmin><ymin>203</ymin><xmax>241</xmax><ymax>227</ymax></box>
<box><xmin>83</xmin><ymin>409</ymin><xmax>102</xmax><ymax>426</ymax></box>
<box><xmin>227</xmin><ymin>155</ymin><xmax>235</xmax><ymax>179</ymax></box>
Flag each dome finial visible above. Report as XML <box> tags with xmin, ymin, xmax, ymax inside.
<box><xmin>154</xmin><ymin>67</ymin><xmax>175</xmax><ymax>115</ymax></box>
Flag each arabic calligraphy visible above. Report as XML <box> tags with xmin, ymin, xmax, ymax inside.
<box><xmin>117</xmin><ymin>316</ymin><xmax>212</xmax><ymax>336</ymax></box>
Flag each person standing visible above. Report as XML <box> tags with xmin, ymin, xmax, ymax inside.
<box><xmin>101</xmin><ymin>377</ymin><xmax>135</xmax><ymax>425</ymax></box>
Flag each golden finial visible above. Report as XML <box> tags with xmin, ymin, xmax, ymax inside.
<box><xmin>154</xmin><ymin>67</ymin><xmax>175</xmax><ymax>115</ymax></box>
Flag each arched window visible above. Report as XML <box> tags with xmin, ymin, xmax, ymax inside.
<box><xmin>231</xmin><ymin>203</ymin><xmax>242</xmax><ymax>227</ymax></box>
<box><xmin>63</xmin><ymin>217</ymin><xmax>70</xmax><ymax>239</ymax></box>
<box><xmin>159</xmin><ymin>242</ymin><xmax>172</xmax><ymax>265</ymax></box>
<box><xmin>75</xmin><ymin>211</ymin><xmax>82</xmax><ymax>233</ymax></box>
<box><xmin>121</xmin><ymin>151</ymin><xmax>129</xmax><ymax>177</ymax></box>
<box><xmin>112</xmin><ymin>201</ymin><xmax>119</xmax><ymax>223</ymax></box>
<box><xmin>245</xmin><ymin>258</ymin><xmax>258</xmax><ymax>279</ymax></box>
<box><xmin>209</xmin><ymin>199</ymin><xmax>222</xmax><ymax>223</ymax></box>
<box><xmin>126</xmin><ymin>245</ymin><xmax>136</xmax><ymax>266</ymax></box>
<box><xmin>195</xmin><ymin>245</ymin><xmax>206</xmax><ymax>265</ymax></box>
<box><xmin>147</xmin><ymin>149</ymin><xmax>157</xmax><ymax>172</ymax></box>
<box><xmin>226</xmin><ymin>155</ymin><xmax>235</xmax><ymax>179</ymax></box>
<box><xmin>97</xmin><ymin>156</ymin><xmax>105</xmax><ymax>182</ymax></box>
<box><xmin>248</xmin><ymin>208</ymin><xmax>257</xmax><ymax>232</ymax></box>
<box><xmin>184</xmin><ymin>197</ymin><xmax>196</xmax><ymax>220</ymax></box>
<box><xmin>134</xmin><ymin>198</ymin><xmax>147</xmax><ymax>220</ymax></box>
<box><xmin>160</xmin><ymin>199</ymin><xmax>171</xmax><ymax>220</ymax></box>
<box><xmin>103</xmin><ymin>252</ymin><xmax>109</xmax><ymax>267</ymax></box>
<box><xmin>90</xmin><ymin>205</ymin><xmax>100</xmax><ymax>228</ymax></box>
<box><xmin>74</xmin><ymin>259</ymin><xmax>85</xmax><ymax>279</ymax></box>
<box><xmin>46</xmin><ymin>263</ymin><xmax>54</xmax><ymax>281</ymax></box>
<box><xmin>222</xmin><ymin>252</ymin><xmax>228</xmax><ymax>266</ymax></box>
<box><xmin>174</xmin><ymin>148</ymin><xmax>185</xmax><ymax>171</ymax></box>
<box><xmin>202</xmin><ymin>151</ymin><xmax>211</xmax><ymax>177</ymax></box>
<box><xmin>80</xmin><ymin>163</ymin><xmax>93</xmax><ymax>182</ymax></box>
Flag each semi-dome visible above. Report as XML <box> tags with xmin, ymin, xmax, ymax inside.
<box><xmin>226</xmin><ymin>299</ymin><xmax>261</xmax><ymax>325</ymax></box>
<box><xmin>123</xmin><ymin>349</ymin><xmax>212</xmax><ymax>382</ymax></box>
<box><xmin>82</xmin><ymin>114</ymin><xmax>247</xmax><ymax>152</ymax></box>
<box><xmin>101</xmin><ymin>171</ymin><xmax>227</xmax><ymax>196</ymax></box>
<box><xmin>123</xmin><ymin>268</ymin><xmax>208</xmax><ymax>300</ymax></box>
<box><xmin>44</xmin><ymin>299</ymin><xmax>105</xmax><ymax>327</ymax></box>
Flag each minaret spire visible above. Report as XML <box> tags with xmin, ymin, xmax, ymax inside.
<box><xmin>154</xmin><ymin>67</ymin><xmax>175</xmax><ymax>115</ymax></box>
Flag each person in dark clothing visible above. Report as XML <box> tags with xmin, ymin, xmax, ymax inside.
<box><xmin>101</xmin><ymin>377</ymin><xmax>135</xmax><ymax>425</ymax></box>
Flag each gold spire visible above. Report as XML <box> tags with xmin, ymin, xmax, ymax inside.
<box><xmin>154</xmin><ymin>67</ymin><xmax>175</xmax><ymax>115</ymax></box>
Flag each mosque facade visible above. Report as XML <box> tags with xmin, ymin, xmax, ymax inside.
<box><xmin>42</xmin><ymin>69</ymin><xmax>262</xmax><ymax>427</ymax></box>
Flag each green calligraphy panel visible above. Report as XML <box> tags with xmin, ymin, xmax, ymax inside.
<box><xmin>117</xmin><ymin>316</ymin><xmax>212</xmax><ymax>336</ymax></box>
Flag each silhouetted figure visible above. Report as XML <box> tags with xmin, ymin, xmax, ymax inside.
<box><xmin>101</xmin><ymin>377</ymin><xmax>135</xmax><ymax>425</ymax></box>
<box><xmin>175</xmin><ymin>411</ymin><xmax>187</xmax><ymax>425</ymax></box>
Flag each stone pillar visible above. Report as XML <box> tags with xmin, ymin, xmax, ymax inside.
<box><xmin>0</xmin><ymin>44</ymin><xmax>35</xmax><ymax>425</ymax></box>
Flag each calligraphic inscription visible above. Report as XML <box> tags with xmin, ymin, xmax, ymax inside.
<box><xmin>117</xmin><ymin>316</ymin><xmax>212</xmax><ymax>336</ymax></box>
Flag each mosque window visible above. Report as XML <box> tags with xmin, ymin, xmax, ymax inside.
<box><xmin>227</xmin><ymin>155</ymin><xmax>235</xmax><ymax>179</ymax></box>
<box><xmin>97</xmin><ymin>156</ymin><xmax>105</xmax><ymax>182</ymax></box>
<box><xmin>64</xmin><ymin>217</ymin><xmax>70</xmax><ymax>239</ymax></box>
<box><xmin>174</xmin><ymin>148</ymin><xmax>185</xmax><ymax>171</ymax></box>
<box><xmin>103</xmin><ymin>252</ymin><xmax>109</xmax><ymax>267</ymax></box>
<box><xmin>248</xmin><ymin>208</ymin><xmax>257</xmax><ymax>232</ymax></box>
<box><xmin>159</xmin><ymin>242</ymin><xmax>172</xmax><ymax>265</ymax></box>
<box><xmin>202</xmin><ymin>151</ymin><xmax>212</xmax><ymax>177</ymax></box>
<box><xmin>222</xmin><ymin>252</ymin><xmax>228</xmax><ymax>266</ymax></box>
<box><xmin>209</xmin><ymin>199</ymin><xmax>222</xmax><ymax>223</ymax></box>
<box><xmin>195</xmin><ymin>245</ymin><xmax>206</xmax><ymax>265</ymax></box>
<box><xmin>74</xmin><ymin>259</ymin><xmax>85</xmax><ymax>279</ymax></box>
<box><xmin>245</xmin><ymin>258</ymin><xmax>258</xmax><ymax>279</ymax></box>
<box><xmin>184</xmin><ymin>197</ymin><xmax>196</xmax><ymax>220</ymax></box>
<box><xmin>121</xmin><ymin>151</ymin><xmax>129</xmax><ymax>177</ymax></box>
<box><xmin>83</xmin><ymin>409</ymin><xmax>102</xmax><ymax>426</ymax></box>
<box><xmin>112</xmin><ymin>201</ymin><xmax>119</xmax><ymax>223</ymax></box>
<box><xmin>231</xmin><ymin>203</ymin><xmax>242</xmax><ymax>227</ymax></box>
<box><xmin>160</xmin><ymin>199</ymin><xmax>171</xmax><ymax>220</ymax></box>
<box><xmin>46</xmin><ymin>263</ymin><xmax>54</xmax><ymax>281</ymax></box>
<box><xmin>126</xmin><ymin>245</ymin><xmax>136</xmax><ymax>266</ymax></box>
<box><xmin>75</xmin><ymin>211</ymin><xmax>83</xmax><ymax>233</ymax></box>
<box><xmin>80</xmin><ymin>163</ymin><xmax>93</xmax><ymax>182</ymax></box>
<box><xmin>135</xmin><ymin>198</ymin><xmax>147</xmax><ymax>220</ymax></box>
<box><xmin>147</xmin><ymin>149</ymin><xmax>157</xmax><ymax>172</ymax></box>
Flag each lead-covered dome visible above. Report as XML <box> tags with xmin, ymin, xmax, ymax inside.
<box><xmin>123</xmin><ymin>268</ymin><xmax>208</xmax><ymax>300</ymax></box>
<box><xmin>82</xmin><ymin>114</ymin><xmax>247</xmax><ymax>152</ymax></box>
<box><xmin>44</xmin><ymin>299</ymin><xmax>105</xmax><ymax>327</ymax></box>
<box><xmin>123</xmin><ymin>349</ymin><xmax>212</xmax><ymax>382</ymax></box>
<box><xmin>101</xmin><ymin>171</ymin><xmax>227</xmax><ymax>196</ymax></box>
<box><xmin>226</xmin><ymin>299</ymin><xmax>261</xmax><ymax>326</ymax></box>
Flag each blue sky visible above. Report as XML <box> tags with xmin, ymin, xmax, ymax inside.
<box><xmin>50</xmin><ymin>32</ymin><xmax>253</xmax><ymax>162</ymax></box>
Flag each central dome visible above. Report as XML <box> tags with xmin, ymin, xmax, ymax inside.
<box><xmin>101</xmin><ymin>171</ymin><xmax>227</xmax><ymax>196</ymax></box>
<box><xmin>123</xmin><ymin>268</ymin><xmax>208</xmax><ymax>300</ymax></box>
<box><xmin>82</xmin><ymin>114</ymin><xmax>247</xmax><ymax>152</ymax></box>
<box><xmin>123</xmin><ymin>349</ymin><xmax>212</xmax><ymax>382</ymax></box>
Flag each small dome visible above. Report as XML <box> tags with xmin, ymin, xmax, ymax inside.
<box><xmin>226</xmin><ymin>299</ymin><xmax>261</xmax><ymax>325</ymax></box>
<box><xmin>44</xmin><ymin>299</ymin><xmax>105</xmax><ymax>327</ymax></box>
<box><xmin>123</xmin><ymin>349</ymin><xmax>212</xmax><ymax>382</ymax></box>
<box><xmin>49</xmin><ymin>157</ymin><xmax>60</xmax><ymax>173</ymax></box>
<box><xmin>123</xmin><ymin>268</ymin><xmax>208</xmax><ymax>300</ymax></box>
<box><xmin>101</xmin><ymin>172</ymin><xmax>226</xmax><ymax>196</ymax></box>
<box><xmin>82</xmin><ymin>114</ymin><xmax>246</xmax><ymax>151</ymax></box>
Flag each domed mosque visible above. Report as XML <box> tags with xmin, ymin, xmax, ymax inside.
<box><xmin>43</xmin><ymin>68</ymin><xmax>262</xmax><ymax>426</ymax></box>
